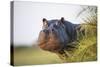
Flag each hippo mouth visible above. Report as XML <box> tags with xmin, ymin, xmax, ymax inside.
<box><xmin>38</xmin><ymin>27</ymin><xmax>68</xmax><ymax>52</ymax></box>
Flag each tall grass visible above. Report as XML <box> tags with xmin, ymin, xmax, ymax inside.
<box><xmin>60</xmin><ymin>6</ymin><xmax>97</xmax><ymax>62</ymax></box>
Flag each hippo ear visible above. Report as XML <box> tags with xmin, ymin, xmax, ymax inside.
<box><xmin>42</xmin><ymin>18</ymin><xmax>48</xmax><ymax>27</ymax></box>
<box><xmin>43</xmin><ymin>18</ymin><xmax>47</xmax><ymax>22</ymax></box>
<box><xmin>60</xmin><ymin>17</ymin><xmax>64</xmax><ymax>23</ymax></box>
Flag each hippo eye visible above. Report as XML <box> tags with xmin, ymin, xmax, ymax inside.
<box><xmin>58</xmin><ymin>21</ymin><xmax>61</xmax><ymax>24</ymax></box>
<box><xmin>54</xmin><ymin>24</ymin><xmax>58</xmax><ymax>28</ymax></box>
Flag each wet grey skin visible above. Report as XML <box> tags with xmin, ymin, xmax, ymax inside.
<box><xmin>38</xmin><ymin>17</ymin><xmax>80</xmax><ymax>55</ymax></box>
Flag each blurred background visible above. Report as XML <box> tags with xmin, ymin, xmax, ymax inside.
<box><xmin>13</xmin><ymin>1</ymin><xmax>86</xmax><ymax>46</ymax></box>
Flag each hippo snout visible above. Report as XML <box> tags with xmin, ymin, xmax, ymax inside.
<box><xmin>42</xmin><ymin>29</ymin><xmax>49</xmax><ymax>34</ymax></box>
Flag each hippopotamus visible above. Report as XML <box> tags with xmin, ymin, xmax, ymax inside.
<box><xmin>38</xmin><ymin>17</ymin><xmax>79</xmax><ymax>57</ymax></box>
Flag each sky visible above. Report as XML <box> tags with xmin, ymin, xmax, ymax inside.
<box><xmin>13</xmin><ymin>1</ymin><xmax>86</xmax><ymax>46</ymax></box>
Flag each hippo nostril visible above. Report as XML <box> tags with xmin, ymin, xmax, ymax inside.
<box><xmin>43</xmin><ymin>29</ymin><xmax>49</xmax><ymax>33</ymax></box>
<box><xmin>43</xmin><ymin>30</ymin><xmax>45</xmax><ymax>32</ymax></box>
<box><xmin>43</xmin><ymin>29</ymin><xmax>46</xmax><ymax>32</ymax></box>
<box><xmin>52</xmin><ymin>29</ymin><xmax>54</xmax><ymax>31</ymax></box>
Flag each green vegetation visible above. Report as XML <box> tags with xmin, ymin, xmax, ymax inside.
<box><xmin>63</xmin><ymin>35</ymin><xmax>97</xmax><ymax>62</ymax></box>
<box><xmin>63</xmin><ymin>6</ymin><xmax>97</xmax><ymax>62</ymax></box>
<box><xmin>13</xmin><ymin>33</ymin><xmax>97</xmax><ymax>66</ymax></box>
<box><xmin>14</xmin><ymin>46</ymin><xmax>63</xmax><ymax>66</ymax></box>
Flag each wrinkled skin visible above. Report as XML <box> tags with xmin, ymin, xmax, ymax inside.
<box><xmin>38</xmin><ymin>17</ymin><xmax>79</xmax><ymax>54</ymax></box>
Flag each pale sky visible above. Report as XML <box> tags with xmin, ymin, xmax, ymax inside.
<box><xmin>13</xmin><ymin>1</ymin><xmax>85</xmax><ymax>45</ymax></box>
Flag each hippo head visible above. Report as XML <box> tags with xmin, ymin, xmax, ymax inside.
<box><xmin>38</xmin><ymin>17</ymin><xmax>70</xmax><ymax>52</ymax></box>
